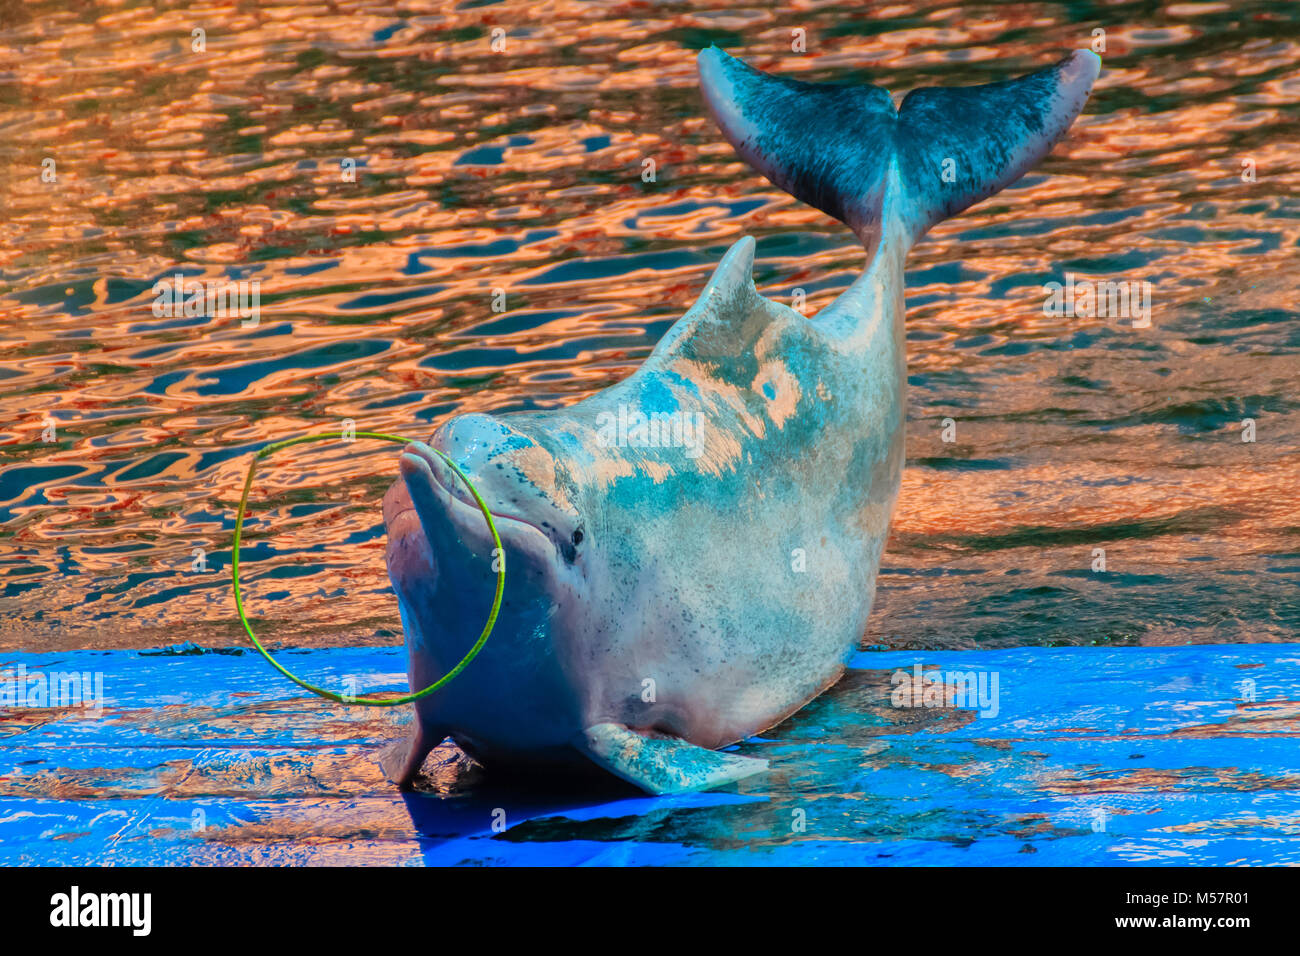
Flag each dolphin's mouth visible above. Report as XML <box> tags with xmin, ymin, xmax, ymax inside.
<box><xmin>395</xmin><ymin>441</ymin><xmax>551</xmax><ymax>547</ymax></box>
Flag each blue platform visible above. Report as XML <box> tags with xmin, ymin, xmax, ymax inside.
<box><xmin>1</xmin><ymin>643</ymin><xmax>1297</xmax><ymax>865</ymax></box>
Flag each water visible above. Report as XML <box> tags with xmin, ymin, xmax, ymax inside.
<box><xmin>0</xmin><ymin>0</ymin><xmax>1298</xmax><ymax>864</ymax></box>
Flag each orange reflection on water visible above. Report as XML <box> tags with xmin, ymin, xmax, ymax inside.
<box><xmin>0</xmin><ymin>0</ymin><xmax>1297</xmax><ymax>651</ymax></box>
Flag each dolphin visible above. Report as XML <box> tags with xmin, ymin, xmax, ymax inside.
<box><xmin>381</xmin><ymin>45</ymin><xmax>1101</xmax><ymax>794</ymax></box>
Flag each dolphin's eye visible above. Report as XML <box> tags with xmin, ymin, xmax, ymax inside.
<box><xmin>571</xmin><ymin>528</ymin><xmax>584</xmax><ymax>546</ymax></box>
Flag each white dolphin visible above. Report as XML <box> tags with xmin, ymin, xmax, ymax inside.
<box><xmin>381</xmin><ymin>46</ymin><xmax>1101</xmax><ymax>793</ymax></box>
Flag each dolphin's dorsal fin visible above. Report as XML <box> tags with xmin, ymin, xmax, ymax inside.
<box><xmin>697</xmin><ymin>47</ymin><xmax>1100</xmax><ymax>257</ymax></box>
<box><xmin>645</xmin><ymin>234</ymin><xmax>769</xmax><ymax>360</ymax></box>
<box><xmin>696</xmin><ymin>232</ymin><xmax>759</xmax><ymax>307</ymax></box>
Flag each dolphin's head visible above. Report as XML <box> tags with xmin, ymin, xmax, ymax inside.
<box><xmin>383</xmin><ymin>412</ymin><xmax>590</xmax><ymax>695</ymax></box>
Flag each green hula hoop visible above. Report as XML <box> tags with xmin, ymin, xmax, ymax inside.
<box><xmin>231</xmin><ymin>431</ymin><xmax>504</xmax><ymax>707</ymax></box>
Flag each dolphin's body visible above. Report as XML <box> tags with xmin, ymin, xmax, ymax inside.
<box><xmin>382</xmin><ymin>46</ymin><xmax>1101</xmax><ymax>793</ymax></box>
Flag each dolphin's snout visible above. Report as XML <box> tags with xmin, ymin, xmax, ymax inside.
<box><xmin>402</xmin><ymin>439</ymin><xmax>477</xmax><ymax>510</ymax></box>
<box><xmin>397</xmin><ymin>418</ymin><xmax>581</xmax><ymax>583</ymax></box>
<box><xmin>398</xmin><ymin>442</ymin><xmax>495</xmax><ymax>572</ymax></box>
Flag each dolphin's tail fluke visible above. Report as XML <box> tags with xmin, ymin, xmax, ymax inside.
<box><xmin>697</xmin><ymin>46</ymin><xmax>1100</xmax><ymax>258</ymax></box>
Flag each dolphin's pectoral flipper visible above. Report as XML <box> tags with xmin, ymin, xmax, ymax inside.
<box><xmin>378</xmin><ymin>726</ymin><xmax>441</xmax><ymax>789</ymax></box>
<box><xmin>697</xmin><ymin>45</ymin><xmax>1100</xmax><ymax>255</ymax></box>
<box><xmin>575</xmin><ymin>723</ymin><xmax>768</xmax><ymax>795</ymax></box>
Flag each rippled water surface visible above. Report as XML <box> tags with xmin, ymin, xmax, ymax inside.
<box><xmin>2</xmin><ymin>0</ymin><xmax>1298</xmax><ymax>652</ymax></box>
<box><xmin>0</xmin><ymin>0</ymin><xmax>1298</xmax><ymax>866</ymax></box>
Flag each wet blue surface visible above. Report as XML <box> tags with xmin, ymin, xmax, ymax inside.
<box><xmin>2</xmin><ymin>0</ymin><xmax>1298</xmax><ymax>869</ymax></box>
<box><xmin>2</xmin><ymin>643</ymin><xmax>1297</xmax><ymax>865</ymax></box>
